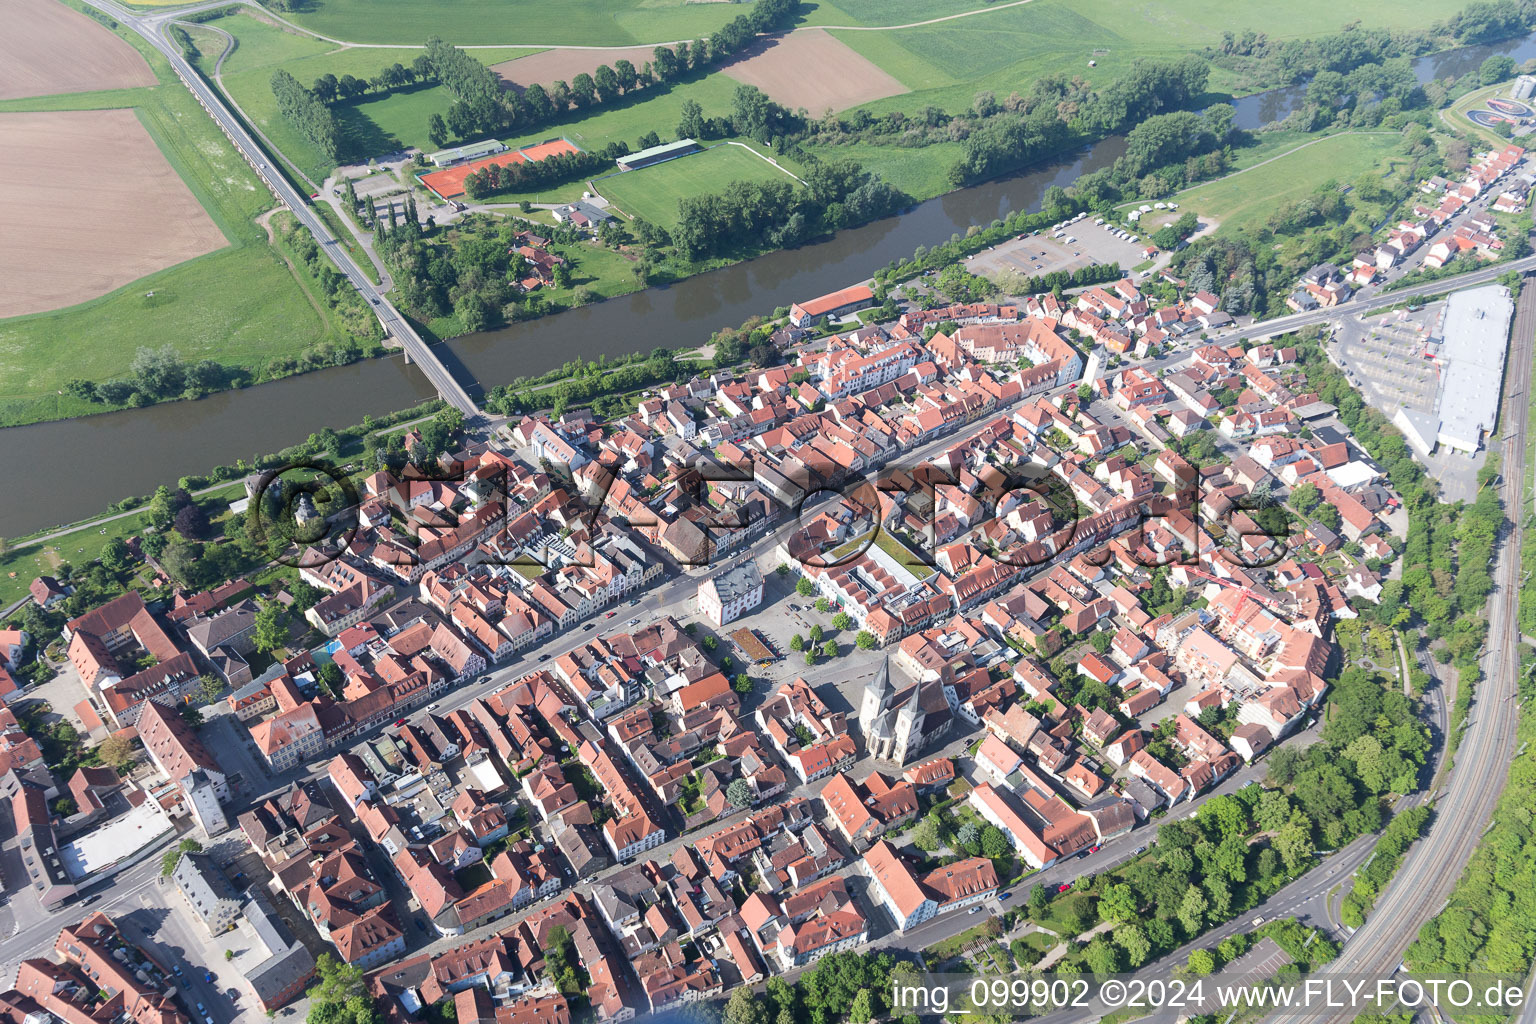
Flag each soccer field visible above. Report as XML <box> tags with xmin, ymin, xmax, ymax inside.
<box><xmin>596</xmin><ymin>144</ymin><xmax>799</xmax><ymax>229</ymax></box>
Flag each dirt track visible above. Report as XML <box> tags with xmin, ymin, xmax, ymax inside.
<box><xmin>0</xmin><ymin>0</ymin><xmax>155</xmax><ymax>100</ymax></box>
<box><xmin>0</xmin><ymin>109</ymin><xmax>228</xmax><ymax>317</ymax></box>
<box><xmin>720</xmin><ymin>29</ymin><xmax>906</xmax><ymax>115</ymax></box>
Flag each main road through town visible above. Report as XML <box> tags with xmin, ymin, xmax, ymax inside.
<box><xmin>76</xmin><ymin>0</ymin><xmax>481</xmax><ymax>419</ymax></box>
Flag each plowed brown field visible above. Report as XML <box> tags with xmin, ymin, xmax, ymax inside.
<box><xmin>721</xmin><ymin>30</ymin><xmax>906</xmax><ymax>114</ymax></box>
<box><xmin>0</xmin><ymin>109</ymin><xmax>228</xmax><ymax>317</ymax></box>
<box><xmin>0</xmin><ymin>0</ymin><xmax>155</xmax><ymax>100</ymax></box>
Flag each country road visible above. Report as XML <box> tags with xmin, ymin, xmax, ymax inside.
<box><xmin>79</xmin><ymin>0</ymin><xmax>480</xmax><ymax>418</ymax></box>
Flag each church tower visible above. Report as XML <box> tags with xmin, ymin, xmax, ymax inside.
<box><xmin>858</xmin><ymin>655</ymin><xmax>893</xmax><ymax>740</ymax></box>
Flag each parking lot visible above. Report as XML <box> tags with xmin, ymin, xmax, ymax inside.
<box><xmin>966</xmin><ymin>218</ymin><xmax>1150</xmax><ymax>282</ymax></box>
<box><xmin>1331</xmin><ymin>306</ymin><xmax>1441</xmax><ymax>421</ymax></box>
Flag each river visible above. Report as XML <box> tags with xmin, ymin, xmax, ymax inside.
<box><xmin>8</xmin><ymin>30</ymin><xmax>1536</xmax><ymax>536</ymax></box>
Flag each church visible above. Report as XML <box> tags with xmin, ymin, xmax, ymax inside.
<box><xmin>858</xmin><ymin>656</ymin><xmax>954</xmax><ymax>765</ymax></box>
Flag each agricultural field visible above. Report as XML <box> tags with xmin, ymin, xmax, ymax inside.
<box><xmin>828</xmin><ymin>0</ymin><xmax>1468</xmax><ymax>117</ymax></box>
<box><xmin>595</xmin><ymin>143</ymin><xmax>800</xmax><ymax>227</ymax></box>
<box><xmin>0</xmin><ymin>2</ymin><xmax>343</xmax><ymax>427</ymax></box>
<box><xmin>719</xmin><ymin>29</ymin><xmax>906</xmax><ymax>116</ymax></box>
<box><xmin>1160</xmin><ymin>131</ymin><xmax>1406</xmax><ymax>234</ymax></box>
<box><xmin>207</xmin><ymin>11</ymin><xmax>538</xmax><ymax>181</ymax></box>
<box><xmin>0</xmin><ymin>109</ymin><xmax>228</xmax><ymax>317</ymax></box>
<box><xmin>277</xmin><ymin>0</ymin><xmax>753</xmax><ymax>47</ymax></box>
<box><xmin>1</xmin><ymin>0</ymin><xmax>154</xmax><ymax>100</ymax></box>
<box><xmin>491</xmin><ymin>46</ymin><xmax>656</xmax><ymax>91</ymax></box>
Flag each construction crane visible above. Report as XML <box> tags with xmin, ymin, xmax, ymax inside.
<box><xmin>1179</xmin><ymin>565</ymin><xmax>1287</xmax><ymax>618</ymax></box>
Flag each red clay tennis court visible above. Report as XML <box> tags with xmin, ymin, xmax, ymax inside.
<box><xmin>420</xmin><ymin>138</ymin><xmax>581</xmax><ymax>199</ymax></box>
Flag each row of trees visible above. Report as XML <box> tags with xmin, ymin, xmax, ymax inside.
<box><xmin>667</xmin><ymin>155</ymin><xmax>908</xmax><ymax>260</ymax></box>
<box><xmin>484</xmin><ymin>349</ymin><xmax>683</xmax><ymax>418</ymax></box>
<box><xmin>270</xmin><ymin>68</ymin><xmax>346</xmax><ymax>160</ymax></box>
<box><xmin>1001</xmin><ymin>260</ymin><xmax>1122</xmax><ymax>298</ymax></box>
<box><xmin>313</xmin><ymin>58</ymin><xmax>433</xmax><ymax>105</ymax></box>
<box><xmin>417</xmin><ymin>0</ymin><xmax>800</xmax><ymax>149</ymax></box>
<box><xmin>461</xmin><ymin>147</ymin><xmax>612</xmax><ymax>200</ymax></box>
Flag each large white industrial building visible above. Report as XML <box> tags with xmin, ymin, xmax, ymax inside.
<box><xmin>1393</xmin><ymin>284</ymin><xmax>1513</xmax><ymax>454</ymax></box>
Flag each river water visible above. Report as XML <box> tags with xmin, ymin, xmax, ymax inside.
<box><xmin>9</xmin><ymin>32</ymin><xmax>1536</xmax><ymax>536</ymax></box>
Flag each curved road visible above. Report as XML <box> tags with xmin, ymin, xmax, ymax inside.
<box><xmin>85</xmin><ymin>0</ymin><xmax>480</xmax><ymax>418</ymax></box>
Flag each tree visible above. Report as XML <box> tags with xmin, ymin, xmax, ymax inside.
<box><xmin>957</xmin><ymin>822</ymin><xmax>981</xmax><ymax>855</ymax></box>
<box><xmin>97</xmin><ymin>734</ymin><xmax>136</xmax><ymax>772</ymax></box>
<box><xmin>803</xmin><ymin>651</ymin><xmax>815</xmax><ymax>666</ymax></box>
<box><xmin>726</xmin><ymin>778</ymin><xmax>754</xmax><ymax>808</ymax></box>
<box><xmin>613</xmin><ymin>59</ymin><xmax>638</xmax><ymax>93</ymax></box>
<box><xmin>810</xmin><ymin>624</ymin><xmax>824</xmax><ymax>643</ymax></box>
<box><xmin>1275</xmin><ymin>813</ymin><xmax>1316</xmax><ymax>870</ymax></box>
<box><xmin>428</xmin><ymin>113</ymin><xmax>449</xmax><ymax>148</ymax></box>
<box><xmin>790</xmin><ymin>633</ymin><xmax>805</xmax><ymax>651</ymax></box>
<box><xmin>1481</xmin><ymin>54</ymin><xmax>1517</xmax><ymax>85</ymax></box>
<box><xmin>814</xmin><ymin>597</ymin><xmax>831</xmax><ymax>613</ymax></box>
<box><xmin>146</xmin><ymin>484</ymin><xmax>178</xmax><ymax>531</ymax></box>
<box><xmin>981</xmin><ymin>825</ymin><xmax>1012</xmax><ymax>859</ymax></box>
<box><xmin>1290</xmin><ymin>481</ymin><xmax>1321</xmax><ymax>514</ymax></box>
<box><xmin>821</xmin><ymin>641</ymin><xmax>837</xmax><ymax>658</ymax></box>
<box><xmin>179</xmin><ymin>704</ymin><xmax>203</xmax><ymax>730</ymax></box>
<box><xmin>253</xmin><ymin>599</ymin><xmax>290</xmax><ymax>654</ymax></box>
<box><xmin>1028</xmin><ymin>883</ymin><xmax>1051</xmax><ymax>916</ymax></box>
<box><xmin>593</xmin><ymin>64</ymin><xmax>620</xmax><ymax>103</ymax></box>
<box><xmin>724</xmin><ymin>988</ymin><xmax>770</xmax><ymax>1024</ymax></box>
<box><xmin>733</xmin><ymin>673</ymin><xmax>752</xmax><ymax>694</ymax></box>
<box><xmin>1084</xmin><ymin>936</ymin><xmax>1121</xmax><ymax>976</ymax></box>
<box><xmin>161</xmin><ymin>837</ymin><xmax>202</xmax><ymax>877</ymax></box>
<box><xmin>570</xmin><ymin>72</ymin><xmax>597</xmax><ymax>107</ymax></box>
<box><xmin>1177</xmin><ymin>884</ymin><xmax>1208</xmax><ymax>935</ymax></box>
<box><xmin>1186</xmin><ymin>948</ymin><xmax>1217</xmax><ymax>976</ymax></box>
<box><xmin>848</xmin><ymin>990</ymin><xmax>875</xmax><ymax>1024</ymax></box>
<box><xmin>831</xmin><ymin>611</ymin><xmax>853</xmax><ymax>631</ymax></box>
<box><xmin>794</xmin><ymin>577</ymin><xmax>814</xmax><ymax>597</ymax></box>
<box><xmin>1098</xmin><ymin>882</ymin><xmax>1137</xmax><ymax>923</ymax></box>
<box><xmin>677</xmin><ymin>97</ymin><xmax>705</xmax><ymax>139</ymax></box>
<box><xmin>101</xmin><ymin>536</ymin><xmax>134</xmax><ymax>574</ymax></box>
<box><xmin>911</xmin><ymin>816</ymin><xmax>943</xmax><ymax>852</ymax></box>
<box><xmin>856</xmin><ymin>630</ymin><xmax>877</xmax><ymax>650</ymax></box>
<box><xmin>1116</xmin><ymin>923</ymin><xmax>1152</xmax><ymax>968</ymax></box>
<box><xmin>175</xmin><ymin>502</ymin><xmax>210</xmax><ymax>540</ymax></box>
<box><xmin>197</xmin><ymin>675</ymin><xmax>227</xmax><ymax>704</ymax></box>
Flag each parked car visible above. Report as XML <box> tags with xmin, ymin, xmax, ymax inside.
<box><xmin>204</xmin><ymin>973</ymin><xmax>215</xmax><ymax>984</ymax></box>
<box><xmin>1057</xmin><ymin>882</ymin><xmax>1072</xmax><ymax>893</ymax></box>
<box><xmin>538</xmin><ymin>653</ymin><xmax>550</xmax><ymax>661</ymax></box>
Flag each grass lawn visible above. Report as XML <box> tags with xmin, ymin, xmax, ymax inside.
<box><xmin>501</xmin><ymin>73</ymin><xmax>746</xmax><ymax>160</ymax></box>
<box><xmin>1165</xmin><ymin>131</ymin><xmax>1407</xmax><ymax>234</ymax></box>
<box><xmin>801</xmin><ymin>139</ymin><xmax>965</xmax><ymax>200</ymax></box>
<box><xmin>0</xmin><ymin>6</ymin><xmax>339</xmax><ymax>428</ymax></box>
<box><xmin>596</xmin><ymin>143</ymin><xmax>799</xmax><ymax>227</ymax></box>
